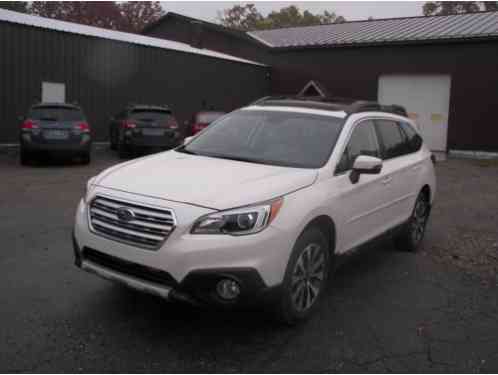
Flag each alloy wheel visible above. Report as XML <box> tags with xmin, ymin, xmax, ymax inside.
<box><xmin>290</xmin><ymin>243</ymin><xmax>326</xmax><ymax>312</ymax></box>
<box><xmin>411</xmin><ymin>196</ymin><xmax>428</xmax><ymax>245</ymax></box>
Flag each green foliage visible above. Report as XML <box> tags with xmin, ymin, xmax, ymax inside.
<box><xmin>422</xmin><ymin>1</ymin><xmax>497</xmax><ymax>16</ymax></box>
<box><xmin>27</xmin><ymin>1</ymin><xmax>164</xmax><ymax>33</ymax></box>
<box><xmin>218</xmin><ymin>4</ymin><xmax>345</xmax><ymax>31</ymax></box>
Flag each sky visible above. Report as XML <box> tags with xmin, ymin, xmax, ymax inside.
<box><xmin>160</xmin><ymin>1</ymin><xmax>425</xmax><ymax>23</ymax></box>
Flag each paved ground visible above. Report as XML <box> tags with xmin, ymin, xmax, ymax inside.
<box><xmin>0</xmin><ymin>148</ymin><xmax>497</xmax><ymax>373</ymax></box>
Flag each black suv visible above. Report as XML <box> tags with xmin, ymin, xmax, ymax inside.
<box><xmin>19</xmin><ymin>103</ymin><xmax>91</xmax><ymax>165</ymax></box>
<box><xmin>109</xmin><ymin>105</ymin><xmax>182</xmax><ymax>158</ymax></box>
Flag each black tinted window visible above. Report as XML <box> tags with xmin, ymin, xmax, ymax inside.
<box><xmin>336</xmin><ymin>121</ymin><xmax>379</xmax><ymax>173</ymax></box>
<box><xmin>375</xmin><ymin>120</ymin><xmax>407</xmax><ymax>159</ymax></box>
<box><xmin>30</xmin><ymin>106</ymin><xmax>84</xmax><ymax>121</ymax></box>
<box><xmin>400</xmin><ymin>122</ymin><xmax>423</xmax><ymax>153</ymax></box>
<box><xmin>182</xmin><ymin>110</ymin><xmax>344</xmax><ymax>169</ymax></box>
<box><xmin>129</xmin><ymin>110</ymin><xmax>172</xmax><ymax>122</ymax></box>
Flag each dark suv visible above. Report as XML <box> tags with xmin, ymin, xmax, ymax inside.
<box><xmin>19</xmin><ymin>103</ymin><xmax>91</xmax><ymax>165</ymax></box>
<box><xmin>109</xmin><ymin>105</ymin><xmax>182</xmax><ymax>158</ymax></box>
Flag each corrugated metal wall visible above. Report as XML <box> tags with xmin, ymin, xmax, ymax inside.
<box><xmin>0</xmin><ymin>21</ymin><xmax>269</xmax><ymax>143</ymax></box>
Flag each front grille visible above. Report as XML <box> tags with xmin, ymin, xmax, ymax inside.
<box><xmin>82</xmin><ymin>248</ymin><xmax>178</xmax><ymax>287</ymax></box>
<box><xmin>89</xmin><ymin>195</ymin><xmax>175</xmax><ymax>249</ymax></box>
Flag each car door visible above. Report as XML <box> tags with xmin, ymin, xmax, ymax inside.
<box><xmin>374</xmin><ymin>119</ymin><xmax>419</xmax><ymax>229</ymax></box>
<box><xmin>331</xmin><ymin>120</ymin><xmax>392</xmax><ymax>253</ymax></box>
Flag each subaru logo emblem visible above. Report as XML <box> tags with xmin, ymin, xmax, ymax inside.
<box><xmin>116</xmin><ymin>207</ymin><xmax>135</xmax><ymax>222</ymax></box>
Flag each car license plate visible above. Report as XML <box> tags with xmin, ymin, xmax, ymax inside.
<box><xmin>44</xmin><ymin>130</ymin><xmax>69</xmax><ymax>139</ymax></box>
<box><xmin>143</xmin><ymin>129</ymin><xmax>164</xmax><ymax>136</ymax></box>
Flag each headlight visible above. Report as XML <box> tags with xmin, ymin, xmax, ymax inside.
<box><xmin>191</xmin><ymin>198</ymin><xmax>283</xmax><ymax>235</ymax></box>
<box><xmin>83</xmin><ymin>176</ymin><xmax>97</xmax><ymax>203</ymax></box>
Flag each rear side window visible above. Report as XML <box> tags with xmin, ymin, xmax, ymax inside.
<box><xmin>400</xmin><ymin>122</ymin><xmax>423</xmax><ymax>153</ymax></box>
<box><xmin>30</xmin><ymin>106</ymin><xmax>84</xmax><ymax>121</ymax></box>
<box><xmin>375</xmin><ymin>120</ymin><xmax>409</xmax><ymax>159</ymax></box>
<box><xmin>336</xmin><ymin>120</ymin><xmax>379</xmax><ymax>174</ymax></box>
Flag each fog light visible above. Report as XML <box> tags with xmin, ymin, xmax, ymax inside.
<box><xmin>216</xmin><ymin>278</ymin><xmax>240</xmax><ymax>300</ymax></box>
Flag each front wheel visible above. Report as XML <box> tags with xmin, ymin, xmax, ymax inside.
<box><xmin>394</xmin><ymin>191</ymin><xmax>430</xmax><ymax>252</ymax></box>
<box><xmin>274</xmin><ymin>227</ymin><xmax>330</xmax><ymax>325</ymax></box>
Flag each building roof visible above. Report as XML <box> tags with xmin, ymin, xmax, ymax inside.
<box><xmin>248</xmin><ymin>11</ymin><xmax>498</xmax><ymax>49</ymax></box>
<box><xmin>142</xmin><ymin>12</ymin><xmax>264</xmax><ymax>46</ymax></box>
<box><xmin>0</xmin><ymin>9</ymin><xmax>266</xmax><ymax>66</ymax></box>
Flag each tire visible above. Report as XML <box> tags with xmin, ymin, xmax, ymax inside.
<box><xmin>274</xmin><ymin>227</ymin><xmax>331</xmax><ymax>325</ymax></box>
<box><xmin>20</xmin><ymin>148</ymin><xmax>30</xmax><ymax>166</ymax></box>
<box><xmin>110</xmin><ymin>130</ymin><xmax>117</xmax><ymax>150</ymax></box>
<box><xmin>394</xmin><ymin>190</ymin><xmax>431</xmax><ymax>252</ymax></box>
<box><xmin>118</xmin><ymin>143</ymin><xmax>130</xmax><ymax>159</ymax></box>
<box><xmin>81</xmin><ymin>152</ymin><xmax>91</xmax><ymax>165</ymax></box>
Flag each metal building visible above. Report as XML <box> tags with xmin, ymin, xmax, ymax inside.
<box><xmin>0</xmin><ymin>9</ymin><xmax>269</xmax><ymax>143</ymax></box>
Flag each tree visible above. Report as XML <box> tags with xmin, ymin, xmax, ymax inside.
<box><xmin>28</xmin><ymin>1</ymin><xmax>164</xmax><ymax>33</ymax></box>
<box><xmin>422</xmin><ymin>1</ymin><xmax>497</xmax><ymax>16</ymax></box>
<box><xmin>217</xmin><ymin>4</ymin><xmax>265</xmax><ymax>31</ymax></box>
<box><xmin>0</xmin><ymin>1</ymin><xmax>29</xmax><ymax>13</ymax></box>
<box><xmin>30</xmin><ymin>2</ymin><xmax>126</xmax><ymax>30</ymax></box>
<box><xmin>117</xmin><ymin>2</ymin><xmax>165</xmax><ymax>33</ymax></box>
<box><xmin>218</xmin><ymin>4</ymin><xmax>345</xmax><ymax>31</ymax></box>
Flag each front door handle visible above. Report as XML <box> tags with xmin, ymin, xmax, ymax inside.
<box><xmin>381</xmin><ymin>176</ymin><xmax>392</xmax><ymax>185</ymax></box>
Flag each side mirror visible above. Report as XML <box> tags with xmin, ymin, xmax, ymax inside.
<box><xmin>350</xmin><ymin>155</ymin><xmax>382</xmax><ymax>184</ymax></box>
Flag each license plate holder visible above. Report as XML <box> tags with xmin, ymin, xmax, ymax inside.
<box><xmin>44</xmin><ymin>130</ymin><xmax>69</xmax><ymax>139</ymax></box>
<box><xmin>143</xmin><ymin>128</ymin><xmax>164</xmax><ymax>136</ymax></box>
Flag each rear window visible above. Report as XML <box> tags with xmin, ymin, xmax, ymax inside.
<box><xmin>196</xmin><ymin>112</ymin><xmax>225</xmax><ymax>124</ymax></box>
<box><xmin>30</xmin><ymin>106</ymin><xmax>84</xmax><ymax>121</ymax></box>
<box><xmin>129</xmin><ymin>110</ymin><xmax>173</xmax><ymax>122</ymax></box>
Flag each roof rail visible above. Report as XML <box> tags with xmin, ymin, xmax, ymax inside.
<box><xmin>249</xmin><ymin>95</ymin><xmax>407</xmax><ymax>117</ymax></box>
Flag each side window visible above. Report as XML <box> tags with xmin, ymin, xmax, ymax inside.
<box><xmin>400</xmin><ymin>122</ymin><xmax>423</xmax><ymax>153</ymax></box>
<box><xmin>375</xmin><ymin>120</ymin><xmax>407</xmax><ymax>159</ymax></box>
<box><xmin>336</xmin><ymin>121</ymin><xmax>379</xmax><ymax>174</ymax></box>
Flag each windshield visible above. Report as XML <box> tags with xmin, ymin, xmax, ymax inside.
<box><xmin>196</xmin><ymin>112</ymin><xmax>225</xmax><ymax>124</ymax></box>
<box><xmin>180</xmin><ymin>109</ymin><xmax>344</xmax><ymax>168</ymax></box>
<box><xmin>29</xmin><ymin>106</ymin><xmax>85</xmax><ymax>121</ymax></box>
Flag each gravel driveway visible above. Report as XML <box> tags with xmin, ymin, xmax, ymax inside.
<box><xmin>0</xmin><ymin>149</ymin><xmax>497</xmax><ymax>373</ymax></box>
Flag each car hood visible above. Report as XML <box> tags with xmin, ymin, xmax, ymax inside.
<box><xmin>95</xmin><ymin>150</ymin><xmax>317</xmax><ymax>210</ymax></box>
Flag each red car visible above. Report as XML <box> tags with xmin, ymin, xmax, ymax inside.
<box><xmin>189</xmin><ymin>111</ymin><xmax>225</xmax><ymax>136</ymax></box>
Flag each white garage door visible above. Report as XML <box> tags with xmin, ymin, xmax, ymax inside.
<box><xmin>378</xmin><ymin>75</ymin><xmax>451</xmax><ymax>151</ymax></box>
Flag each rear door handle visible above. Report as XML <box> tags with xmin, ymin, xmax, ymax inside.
<box><xmin>382</xmin><ymin>176</ymin><xmax>392</xmax><ymax>185</ymax></box>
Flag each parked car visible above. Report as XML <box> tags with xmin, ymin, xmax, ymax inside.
<box><xmin>188</xmin><ymin>110</ymin><xmax>225</xmax><ymax>136</ymax></box>
<box><xmin>74</xmin><ymin>96</ymin><xmax>436</xmax><ymax>324</ymax></box>
<box><xmin>109</xmin><ymin>105</ymin><xmax>182</xmax><ymax>158</ymax></box>
<box><xmin>19</xmin><ymin>102</ymin><xmax>91</xmax><ymax>165</ymax></box>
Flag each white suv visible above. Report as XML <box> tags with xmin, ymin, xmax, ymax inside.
<box><xmin>73</xmin><ymin>97</ymin><xmax>436</xmax><ymax>324</ymax></box>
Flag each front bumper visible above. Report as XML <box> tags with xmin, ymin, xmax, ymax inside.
<box><xmin>73</xmin><ymin>233</ymin><xmax>281</xmax><ymax>306</ymax></box>
<box><xmin>73</xmin><ymin>191</ymin><xmax>291</xmax><ymax>306</ymax></box>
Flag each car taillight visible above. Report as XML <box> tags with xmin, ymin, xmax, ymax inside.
<box><xmin>76</xmin><ymin>122</ymin><xmax>90</xmax><ymax>133</ymax></box>
<box><xmin>21</xmin><ymin>119</ymin><xmax>39</xmax><ymax>130</ymax></box>
<box><xmin>165</xmin><ymin>118</ymin><xmax>178</xmax><ymax>130</ymax></box>
<box><xmin>122</xmin><ymin>120</ymin><xmax>136</xmax><ymax>129</ymax></box>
